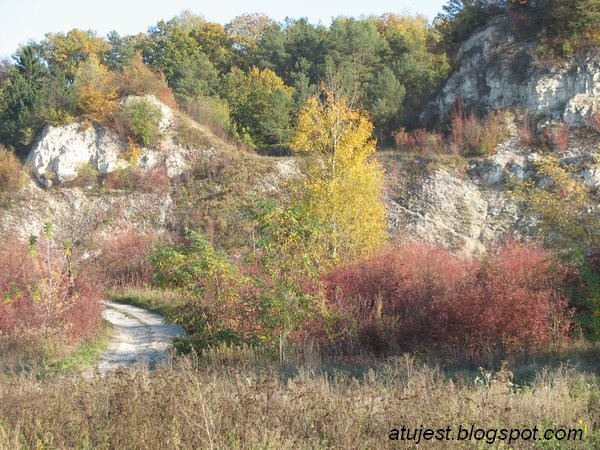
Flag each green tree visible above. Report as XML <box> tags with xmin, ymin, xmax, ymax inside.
<box><xmin>224</xmin><ymin>67</ymin><xmax>294</xmax><ymax>148</ymax></box>
<box><xmin>0</xmin><ymin>45</ymin><xmax>49</xmax><ymax>155</ymax></box>
<box><xmin>143</xmin><ymin>18</ymin><xmax>203</xmax><ymax>84</ymax></box>
<box><xmin>150</xmin><ymin>231</ymin><xmax>256</xmax><ymax>352</ymax></box>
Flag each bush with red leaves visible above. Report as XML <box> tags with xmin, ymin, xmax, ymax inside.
<box><xmin>0</xmin><ymin>236</ymin><xmax>102</xmax><ymax>347</ymax></box>
<box><xmin>95</xmin><ymin>229</ymin><xmax>162</xmax><ymax>288</ymax></box>
<box><xmin>321</xmin><ymin>241</ymin><xmax>572</xmax><ymax>358</ymax></box>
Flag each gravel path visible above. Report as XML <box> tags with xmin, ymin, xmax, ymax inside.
<box><xmin>96</xmin><ymin>301</ymin><xmax>184</xmax><ymax>373</ymax></box>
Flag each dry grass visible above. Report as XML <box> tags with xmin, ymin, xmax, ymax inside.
<box><xmin>0</xmin><ymin>351</ymin><xmax>598</xmax><ymax>449</ymax></box>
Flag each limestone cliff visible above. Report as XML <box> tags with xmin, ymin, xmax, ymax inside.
<box><xmin>422</xmin><ymin>17</ymin><xmax>600</xmax><ymax>128</ymax></box>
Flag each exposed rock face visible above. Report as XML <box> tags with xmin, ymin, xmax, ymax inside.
<box><xmin>26</xmin><ymin>96</ymin><xmax>194</xmax><ymax>187</ymax></box>
<box><xmin>387</xmin><ymin>168</ymin><xmax>520</xmax><ymax>254</ymax></box>
<box><xmin>423</xmin><ymin>17</ymin><xmax>600</xmax><ymax>127</ymax></box>
<box><xmin>386</xmin><ymin>128</ymin><xmax>599</xmax><ymax>253</ymax></box>
<box><xmin>27</xmin><ymin>123</ymin><xmax>128</xmax><ymax>187</ymax></box>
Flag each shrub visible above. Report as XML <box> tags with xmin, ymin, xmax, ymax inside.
<box><xmin>392</xmin><ymin>127</ymin><xmax>445</xmax><ymax>156</ymax></box>
<box><xmin>116</xmin><ymin>97</ymin><xmax>162</xmax><ymax>146</ymax></box>
<box><xmin>0</xmin><ymin>147</ymin><xmax>26</xmax><ymax>207</ymax></box>
<box><xmin>515</xmin><ymin>110</ymin><xmax>536</xmax><ymax>148</ymax></box>
<box><xmin>116</xmin><ymin>53</ymin><xmax>178</xmax><ymax>111</ymax></box>
<box><xmin>320</xmin><ymin>241</ymin><xmax>572</xmax><ymax>358</ymax></box>
<box><xmin>553</xmin><ymin>122</ymin><xmax>570</xmax><ymax>152</ymax></box>
<box><xmin>95</xmin><ymin>229</ymin><xmax>161</xmax><ymax>288</ymax></box>
<box><xmin>150</xmin><ymin>231</ymin><xmax>261</xmax><ymax>353</ymax></box>
<box><xmin>175</xmin><ymin>118</ymin><xmax>215</xmax><ymax>149</ymax></box>
<box><xmin>178</xmin><ymin>95</ymin><xmax>232</xmax><ymax>141</ymax></box>
<box><xmin>0</xmin><ymin>231</ymin><xmax>102</xmax><ymax>359</ymax></box>
<box><xmin>104</xmin><ymin>164</ymin><xmax>170</xmax><ymax>193</ymax></box>
<box><xmin>449</xmin><ymin>104</ymin><xmax>507</xmax><ymax>156</ymax></box>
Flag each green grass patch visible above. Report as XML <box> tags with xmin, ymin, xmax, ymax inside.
<box><xmin>41</xmin><ymin>320</ymin><xmax>113</xmax><ymax>376</ymax></box>
<box><xmin>107</xmin><ymin>287</ymin><xmax>184</xmax><ymax>316</ymax></box>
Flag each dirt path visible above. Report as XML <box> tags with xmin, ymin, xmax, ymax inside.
<box><xmin>96</xmin><ymin>302</ymin><xmax>184</xmax><ymax>373</ymax></box>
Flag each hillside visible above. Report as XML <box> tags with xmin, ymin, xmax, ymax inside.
<box><xmin>1</xmin><ymin>3</ymin><xmax>600</xmax><ymax>448</ymax></box>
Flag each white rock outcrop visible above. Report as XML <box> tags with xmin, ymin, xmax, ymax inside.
<box><xmin>26</xmin><ymin>96</ymin><xmax>192</xmax><ymax>187</ymax></box>
<box><xmin>27</xmin><ymin>123</ymin><xmax>128</xmax><ymax>187</ymax></box>
<box><xmin>422</xmin><ymin>17</ymin><xmax>600</xmax><ymax>126</ymax></box>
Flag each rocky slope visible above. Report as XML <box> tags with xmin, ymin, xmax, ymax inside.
<box><xmin>385</xmin><ymin>124</ymin><xmax>599</xmax><ymax>253</ymax></box>
<box><xmin>421</xmin><ymin>16</ymin><xmax>600</xmax><ymax>128</ymax></box>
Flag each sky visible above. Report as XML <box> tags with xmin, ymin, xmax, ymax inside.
<box><xmin>0</xmin><ymin>0</ymin><xmax>448</xmax><ymax>59</ymax></box>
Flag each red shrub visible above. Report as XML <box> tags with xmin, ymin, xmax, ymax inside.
<box><xmin>104</xmin><ymin>164</ymin><xmax>170</xmax><ymax>193</ymax></box>
<box><xmin>449</xmin><ymin>103</ymin><xmax>507</xmax><ymax>156</ymax></box>
<box><xmin>392</xmin><ymin>127</ymin><xmax>445</xmax><ymax>156</ymax></box>
<box><xmin>516</xmin><ymin>110</ymin><xmax>535</xmax><ymax>148</ymax></box>
<box><xmin>553</xmin><ymin>122</ymin><xmax>570</xmax><ymax>152</ymax></box>
<box><xmin>0</xmin><ymin>236</ymin><xmax>102</xmax><ymax>345</ymax></box>
<box><xmin>95</xmin><ymin>229</ymin><xmax>161</xmax><ymax>288</ymax></box>
<box><xmin>320</xmin><ymin>241</ymin><xmax>572</xmax><ymax>358</ymax></box>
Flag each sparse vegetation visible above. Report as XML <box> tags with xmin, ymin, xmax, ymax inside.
<box><xmin>0</xmin><ymin>146</ymin><xmax>25</xmax><ymax>207</ymax></box>
<box><xmin>0</xmin><ymin>354</ymin><xmax>598</xmax><ymax>449</ymax></box>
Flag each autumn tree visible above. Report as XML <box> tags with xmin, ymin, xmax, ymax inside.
<box><xmin>72</xmin><ymin>55</ymin><xmax>117</xmax><ymax>123</ymax></box>
<box><xmin>514</xmin><ymin>155</ymin><xmax>600</xmax><ymax>338</ymax></box>
<box><xmin>41</xmin><ymin>29</ymin><xmax>110</xmax><ymax>81</ymax></box>
<box><xmin>291</xmin><ymin>88</ymin><xmax>387</xmax><ymax>264</ymax></box>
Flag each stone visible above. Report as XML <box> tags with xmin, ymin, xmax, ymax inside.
<box><xmin>27</xmin><ymin>122</ymin><xmax>127</xmax><ymax>187</ymax></box>
<box><xmin>422</xmin><ymin>17</ymin><xmax>600</xmax><ymax>128</ymax></box>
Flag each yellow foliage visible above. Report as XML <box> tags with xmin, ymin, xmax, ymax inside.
<box><xmin>291</xmin><ymin>91</ymin><xmax>387</xmax><ymax>263</ymax></box>
<box><xmin>73</xmin><ymin>56</ymin><xmax>117</xmax><ymax>124</ymax></box>
<box><xmin>127</xmin><ymin>138</ymin><xmax>141</xmax><ymax>164</ymax></box>
<box><xmin>514</xmin><ymin>155</ymin><xmax>600</xmax><ymax>252</ymax></box>
<box><xmin>249</xmin><ymin>67</ymin><xmax>293</xmax><ymax>96</ymax></box>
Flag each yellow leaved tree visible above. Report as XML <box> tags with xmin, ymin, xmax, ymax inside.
<box><xmin>291</xmin><ymin>89</ymin><xmax>387</xmax><ymax>264</ymax></box>
<box><xmin>72</xmin><ymin>55</ymin><xmax>118</xmax><ymax>124</ymax></box>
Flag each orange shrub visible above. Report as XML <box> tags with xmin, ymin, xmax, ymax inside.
<box><xmin>117</xmin><ymin>53</ymin><xmax>177</xmax><ymax>110</ymax></box>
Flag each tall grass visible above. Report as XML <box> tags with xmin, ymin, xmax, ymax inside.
<box><xmin>0</xmin><ymin>354</ymin><xmax>597</xmax><ymax>449</ymax></box>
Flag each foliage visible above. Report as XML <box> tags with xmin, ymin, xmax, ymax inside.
<box><xmin>72</xmin><ymin>55</ymin><xmax>117</xmax><ymax>124</ymax></box>
<box><xmin>95</xmin><ymin>230</ymin><xmax>161</xmax><ymax>288</ymax></box>
<box><xmin>515</xmin><ymin>155</ymin><xmax>600</xmax><ymax>255</ymax></box>
<box><xmin>117</xmin><ymin>97</ymin><xmax>162</xmax><ymax>146</ymax></box>
<box><xmin>321</xmin><ymin>241</ymin><xmax>573</xmax><ymax>357</ymax></box>
<box><xmin>224</xmin><ymin>67</ymin><xmax>294</xmax><ymax>148</ymax></box>
<box><xmin>116</xmin><ymin>53</ymin><xmax>171</xmax><ymax>99</ymax></box>
<box><xmin>449</xmin><ymin>104</ymin><xmax>508</xmax><ymax>156</ymax></box>
<box><xmin>0</xmin><ymin>45</ymin><xmax>48</xmax><ymax>155</ymax></box>
<box><xmin>0</xmin><ymin>228</ymin><xmax>102</xmax><ymax>358</ymax></box>
<box><xmin>292</xmin><ymin>90</ymin><xmax>387</xmax><ymax>263</ymax></box>
<box><xmin>40</xmin><ymin>29</ymin><xmax>110</xmax><ymax>81</ymax></box>
<box><xmin>177</xmin><ymin>95</ymin><xmax>232</xmax><ymax>139</ymax></box>
<box><xmin>150</xmin><ymin>231</ymin><xmax>260</xmax><ymax>352</ymax></box>
<box><xmin>244</xmin><ymin>196</ymin><xmax>325</xmax><ymax>359</ymax></box>
<box><xmin>513</xmin><ymin>155</ymin><xmax>600</xmax><ymax>338</ymax></box>
<box><xmin>0</xmin><ymin>146</ymin><xmax>26</xmax><ymax>208</ymax></box>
